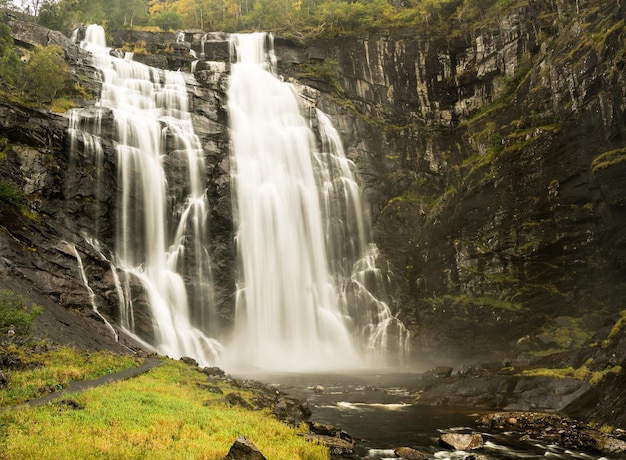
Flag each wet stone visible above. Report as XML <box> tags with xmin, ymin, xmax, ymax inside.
<box><xmin>394</xmin><ymin>446</ymin><xmax>430</xmax><ymax>459</ymax></box>
<box><xmin>439</xmin><ymin>432</ymin><xmax>484</xmax><ymax>451</ymax></box>
<box><xmin>225</xmin><ymin>435</ymin><xmax>266</xmax><ymax>460</ymax></box>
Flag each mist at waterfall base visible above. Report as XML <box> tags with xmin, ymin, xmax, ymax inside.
<box><xmin>70</xmin><ymin>26</ymin><xmax>410</xmax><ymax>372</ymax></box>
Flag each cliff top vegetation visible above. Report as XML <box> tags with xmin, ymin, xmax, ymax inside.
<box><xmin>6</xmin><ymin>0</ymin><xmax>522</xmax><ymax>39</ymax></box>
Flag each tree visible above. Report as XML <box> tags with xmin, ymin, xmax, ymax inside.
<box><xmin>38</xmin><ymin>1</ymin><xmax>70</xmax><ymax>33</ymax></box>
<box><xmin>0</xmin><ymin>289</ymin><xmax>42</xmax><ymax>335</ymax></box>
<box><xmin>23</xmin><ymin>44</ymin><xmax>67</xmax><ymax>104</ymax></box>
<box><xmin>0</xmin><ymin>23</ymin><xmax>20</xmax><ymax>86</ymax></box>
<box><xmin>151</xmin><ymin>7</ymin><xmax>183</xmax><ymax>30</ymax></box>
<box><xmin>15</xmin><ymin>0</ymin><xmax>48</xmax><ymax>16</ymax></box>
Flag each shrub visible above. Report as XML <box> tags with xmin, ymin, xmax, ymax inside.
<box><xmin>22</xmin><ymin>45</ymin><xmax>68</xmax><ymax>105</ymax></box>
<box><xmin>0</xmin><ymin>290</ymin><xmax>42</xmax><ymax>335</ymax></box>
<box><xmin>0</xmin><ymin>23</ymin><xmax>20</xmax><ymax>86</ymax></box>
<box><xmin>0</xmin><ymin>181</ymin><xmax>25</xmax><ymax>209</ymax></box>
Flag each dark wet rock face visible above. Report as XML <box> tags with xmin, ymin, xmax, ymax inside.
<box><xmin>415</xmin><ymin>373</ymin><xmax>590</xmax><ymax>412</ymax></box>
<box><xmin>271</xmin><ymin>0</ymin><xmax>626</xmax><ymax>366</ymax></box>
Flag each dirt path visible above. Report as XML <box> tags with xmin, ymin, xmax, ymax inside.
<box><xmin>23</xmin><ymin>357</ymin><xmax>163</xmax><ymax>408</ymax></box>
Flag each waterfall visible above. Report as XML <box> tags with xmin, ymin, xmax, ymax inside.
<box><xmin>65</xmin><ymin>241</ymin><xmax>118</xmax><ymax>340</ymax></box>
<box><xmin>226</xmin><ymin>33</ymin><xmax>409</xmax><ymax>371</ymax></box>
<box><xmin>315</xmin><ymin>111</ymin><xmax>411</xmax><ymax>364</ymax></box>
<box><xmin>70</xmin><ymin>25</ymin><xmax>221</xmax><ymax>366</ymax></box>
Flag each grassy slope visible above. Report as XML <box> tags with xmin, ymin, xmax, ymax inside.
<box><xmin>0</xmin><ymin>348</ymin><xmax>328</xmax><ymax>459</ymax></box>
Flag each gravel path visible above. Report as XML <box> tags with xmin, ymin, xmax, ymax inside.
<box><xmin>22</xmin><ymin>357</ymin><xmax>163</xmax><ymax>408</ymax></box>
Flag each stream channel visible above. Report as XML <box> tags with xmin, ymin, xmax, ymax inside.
<box><xmin>236</xmin><ymin>370</ymin><xmax>622</xmax><ymax>460</ymax></box>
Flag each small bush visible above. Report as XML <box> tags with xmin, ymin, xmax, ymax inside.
<box><xmin>0</xmin><ymin>181</ymin><xmax>25</xmax><ymax>209</ymax></box>
<box><xmin>0</xmin><ymin>290</ymin><xmax>42</xmax><ymax>335</ymax></box>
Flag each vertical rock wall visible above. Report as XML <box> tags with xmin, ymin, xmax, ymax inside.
<box><xmin>274</xmin><ymin>0</ymin><xmax>626</xmax><ymax>362</ymax></box>
<box><xmin>4</xmin><ymin>0</ymin><xmax>626</xmax><ymax>363</ymax></box>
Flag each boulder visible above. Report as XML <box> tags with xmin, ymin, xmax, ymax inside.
<box><xmin>394</xmin><ymin>446</ymin><xmax>430</xmax><ymax>459</ymax></box>
<box><xmin>303</xmin><ymin>434</ymin><xmax>354</xmax><ymax>456</ymax></box>
<box><xmin>423</xmin><ymin>366</ymin><xmax>453</xmax><ymax>380</ymax></box>
<box><xmin>439</xmin><ymin>432</ymin><xmax>484</xmax><ymax>451</ymax></box>
<box><xmin>224</xmin><ymin>436</ymin><xmax>266</xmax><ymax>460</ymax></box>
<box><xmin>203</xmin><ymin>366</ymin><xmax>226</xmax><ymax>377</ymax></box>
<box><xmin>224</xmin><ymin>392</ymin><xmax>253</xmax><ymax>410</ymax></box>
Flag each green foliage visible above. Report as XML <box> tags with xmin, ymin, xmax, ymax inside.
<box><xmin>50</xmin><ymin>97</ymin><xmax>79</xmax><ymax>113</ymax></box>
<box><xmin>151</xmin><ymin>7</ymin><xmax>183</xmax><ymax>31</ymax></box>
<box><xmin>120</xmin><ymin>40</ymin><xmax>149</xmax><ymax>55</ymax></box>
<box><xmin>0</xmin><ymin>181</ymin><xmax>26</xmax><ymax>209</ymax></box>
<box><xmin>29</xmin><ymin>0</ymin><xmax>527</xmax><ymax>37</ymax></box>
<box><xmin>522</xmin><ymin>364</ymin><xmax>622</xmax><ymax>386</ymax></box>
<box><xmin>0</xmin><ymin>23</ymin><xmax>21</xmax><ymax>86</ymax></box>
<box><xmin>498</xmin><ymin>52</ymin><xmax>532</xmax><ymax>101</ymax></box>
<box><xmin>315</xmin><ymin>0</ymin><xmax>395</xmax><ymax>33</ymax></box>
<box><xmin>22</xmin><ymin>45</ymin><xmax>68</xmax><ymax>105</ymax></box>
<box><xmin>536</xmin><ymin>317</ymin><xmax>592</xmax><ymax>353</ymax></box>
<box><xmin>39</xmin><ymin>0</ymin><xmax>151</xmax><ymax>35</ymax></box>
<box><xmin>599</xmin><ymin>424</ymin><xmax>615</xmax><ymax>434</ymax></box>
<box><xmin>0</xmin><ymin>359</ymin><xmax>329</xmax><ymax>459</ymax></box>
<box><xmin>299</xmin><ymin>58</ymin><xmax>340</xmax><ymax>89</ymax></box>
<box><xmin>602</xmin><ymin>309</ymin><xmax>626</xmax><ymax>347</ymax></box>
<box><xmin>0</xmin><ymin>290</ymin><xmax>42</xmax><ymax>336</ymax></box>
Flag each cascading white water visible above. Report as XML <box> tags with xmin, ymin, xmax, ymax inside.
<box><xmin>226</xmin><ymin>33</ymin><xmax>410</xmax><ymax>371</ymax></box>
<box><xmin>70</xmin><ymin>25</ymin><xmax>221</xmax><ymax>366</ymax></box>
<box><xmin>65</xmin><ymin>241</ymin><xmax>118</xmax><ymax>340</ymax></box>
<box><xmin>226</xmin><ymin>33</ymin><xmax>359</xmax><ymax>371</ymax></box>
<box><xmin>315</xmin><ymin>111</ymin><xmax>411</xmax><ymax>364</ymax></box>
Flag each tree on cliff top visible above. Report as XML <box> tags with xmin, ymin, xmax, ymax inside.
<box><xmin>32</xmin><ymin>0</ymin><xmax>513</xmax><ymax>37</ymax></box>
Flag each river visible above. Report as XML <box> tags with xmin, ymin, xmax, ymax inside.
<box><xmin>236</xmin><ymin>370</ymin><xmax>622</xmax><ymax>460</ymax></box>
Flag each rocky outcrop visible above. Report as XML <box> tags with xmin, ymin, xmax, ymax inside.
<box><xmin>415</xmin><ymin>372</ymin><xmax>590</xmax><ymax>411</ymax></box>
<box><xmin>267</xmin><ymin>0</ymin><xmax>626</xmax><ymax>366</ymax></box>
<box><xmin>439</xmin><ymin>432</ymin><xmax>484</xmax><ymax>451</ymax></box>
<box><xmin>478</xmin><ymin>411</ymin><xmax>626</xmax><ymax>455</ymax></box>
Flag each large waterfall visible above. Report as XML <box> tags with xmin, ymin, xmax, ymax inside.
<box><xmin>225</xmin><ymin>33</ymin><xmax>409</xmax><ymax>371</ymax></box>
<box><xmin>69</xmin><ymin>25</ymin><xmax>221</xmax><ymax>366</ymax></box>
<box><xmin>70</xmin><ymin>26</ymin><xmax>408</xmax><ymax>371</ymax></box>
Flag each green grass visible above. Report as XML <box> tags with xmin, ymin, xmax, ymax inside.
<box><xmin>0</xmin><ymin>344</ymin><xmax>142</xmax><ymax>406</ymax></box>
<box><xmin>50</xmin><ymin>96</ymin><xmax>79</xmax><ymax>113</ymax></box>
<box><xmin>592</xmin><ymin>147</ymin><xmax>626</xmax><ymax>172</ymax></box>
<box><xmin>0</xmin><ymin>359</ymin><xmax>329</xmax><ymax>459</ymax></box>
<box><xmin>522</xmin><ymin>365</ymin><xmax>622</xmax><ymax>385</ymax></box>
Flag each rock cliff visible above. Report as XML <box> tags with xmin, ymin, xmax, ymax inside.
<box><xmin>2</xmin><ymin>0</ymin><xmax>626</xmax><ymax>424</ymax></box>
<box><xmin>278</xmin><ymin>0</ymin><xmax>626</xmax><ymax>366</ymax></box>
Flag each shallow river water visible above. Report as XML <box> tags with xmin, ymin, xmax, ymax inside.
<box><xmin>236</xmin><ymin>371</ymin><xmax>623</xmax><ymax>460</ymax></box>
